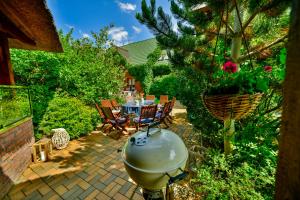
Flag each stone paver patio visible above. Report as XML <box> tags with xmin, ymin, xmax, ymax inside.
<box><xmin>4</xmin><ymin>103</ymin><xmax>192</xmax><ymax>200</ymax></box>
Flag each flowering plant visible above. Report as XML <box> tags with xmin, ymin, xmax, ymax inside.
<box><xmin>206</xmin><ymin>61</ymin><xmax>274</xmax><ymax>96</ymax></box>
<box><xmin>223</xmin><ymin>61</ymin><xmax>238</xmax><ymax>73</ymax></box>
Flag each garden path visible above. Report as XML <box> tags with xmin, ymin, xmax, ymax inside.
<box><xmin>4</xmin><ymin>102</ymin><xmax>193</xmax><ymax>200</ymax></box>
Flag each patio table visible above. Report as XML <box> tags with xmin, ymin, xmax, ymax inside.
<box><xmin>122</xmin><ymin>100</ymin><xmax>155</xmax><ymax>115</ymax></box>
<box><xmin>122</xmin><ymin>100</ymin><xmax>161</xmax><ymax>128</ymax></box>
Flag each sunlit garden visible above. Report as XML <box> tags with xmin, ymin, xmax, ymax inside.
<box><xmin>1</xmin><ymin>0</ymin><xmax>300</xmax><ymax>199</ymax></box>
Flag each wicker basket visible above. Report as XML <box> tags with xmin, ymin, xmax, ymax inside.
<box><xmin>203</xmin><ymin>93</ymin><xmax>263</xmax><ymax>121</ymax></box>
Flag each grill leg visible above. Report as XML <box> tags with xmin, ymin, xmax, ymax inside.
<box><xmin>142</xmin><ymin>189</ymin><xmax>165</xmax><ymax>200</ymax></box>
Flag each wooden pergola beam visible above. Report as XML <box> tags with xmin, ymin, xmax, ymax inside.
<box><xmin>0</xmin><ymin>10</ymin><xmax>35</xmax><ymax>46</ymax></box>
<box><xmin>0</xmin><ymin>35</ymin><xmax>14</xmax><ymax>85</ymax></box>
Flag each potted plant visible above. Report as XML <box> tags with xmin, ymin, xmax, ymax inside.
<box><xmin>202</xmin><ymin>61</ymin><xmax>272</xmax><ymax>154</ymax></box>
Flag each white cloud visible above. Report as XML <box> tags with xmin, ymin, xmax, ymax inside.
<box><xmin>78</xmin><ymin>30</ymin><xmax>91</xmax><ymax>39</ymax></box>
<box><xmin>117</xmin><ymin>1</ymin><xmax>136</xmax><ymax>12</ymax></box>
<box><xmin>132</xmin><ymin>26</ymin><xmax>142</xmax><ymax>34</ymax></box>
<box><xmin>82</xmin><ymin>33</ymin><xmax>91</xmax><ymax>39</ymax></box>
<box><xmin>108</xmin><ymin>27</ymin><xmax>128</xmax><ymax>46</ymax></box>
<box><xmin>65</xmin><ymin>24</ymin><xmax>74</xmax><ymax>29</ymax></box>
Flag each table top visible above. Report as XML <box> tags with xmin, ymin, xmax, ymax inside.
<box><xmin>122</xmin><ymin>100</ymin><xmax>155</xmax><ymax>107</ymax></box>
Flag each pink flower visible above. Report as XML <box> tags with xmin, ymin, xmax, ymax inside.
<box><xmin>222</xmin><ymin>61</ymin><xmax>237</xmax><ymax>73</ymax></box>
<box><xmin>264</xmin><ymin>66</ymin><xmax>272</xmax><ymax>72</ymax></box>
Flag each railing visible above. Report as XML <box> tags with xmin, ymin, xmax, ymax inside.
<box><xmin>0</xmin><ymin>85</ymin><xmax>32</xmax><ymax>130</ymax></box>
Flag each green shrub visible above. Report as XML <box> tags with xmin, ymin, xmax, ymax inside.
<box><xmin>11</xmin><ymin>49</ymin><xmax>60</xmax><ymax>132</ymax></box>
<box><xmin>59</xmin><ymin>29</ymin><xmax>127</xmax><ymax>104</ymax></box>
<box><xmin>194</xmin><ymin>150</ymin><xmax>275</xmax><ymax>200</ymax></box>
<box><xmin>38</xmin><ymin>94</ymin><xmax>99</xmax><ymax>139</ymax></box>
<box><xmin>149</xmin><ymin>73</ymin><xmax>180</xmax><ymax>98</ymax></box>
<box><xmin>0</xmin><ymin>88</ymin><xmax>31</xmax><ymax>129</ymax></box>
<box><xmin>153</xmin><ymin>64</ymin><xmax>171</xmax><ymax>77</ymax></box>
<box><xmin>128</xmin><ymin>64</ymin><xmax>153</xmax><ymax>94</ymax></box>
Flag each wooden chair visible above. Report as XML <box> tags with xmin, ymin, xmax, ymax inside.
<box><xmin>146</xmin><ymin>95</ymin><xmax>155</xmax><ymax>101</ymax></box>
<box><xmin>166</xmin><ymin>97</ymin><xmax>176</xmax><ymax>123</ymax></box>
<box><xmin>101</xmin><ymin>99</ymin><xmax>113</xmax><ymax>108</ymax></box>
<box><xmin>134</xmin><ymin>105</ymin><xmax>157</xmax><ymax>131</ymax></box>
<box><xmin>95</xmin><ymin>103</ymin><xmax>110</xmax><ymax>130</ymax></box>
<box><xmin>101</xmin><ymin>99</ymin><xmax>120</xmax><ymax>116</ymax></box>
<box><xmin>111</xmin><ymin>99</ymin><xmax>122</xmax><ymax>110</ymax></box>
<box><xmin>160</xmin><ymin>95</ymin><xmax>169</xmax><ymax>105</ymax></box>
<box><xmin>155</xmin><ymin>101</ymin><xmax>172</xmax><ymax>128</ymax></box>
<box><xmin>100</xmin><ymin>106</ymin><xmax>129</xmax><ymax>134</ymax></box>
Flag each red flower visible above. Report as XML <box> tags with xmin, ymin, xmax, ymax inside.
<box><xmin>223</xmin><ymin>61</ymin><xmax>237</xmax><ymax>73</ymax></box>
<box><xmin>264</xmin><ymin>66</ymin><xmax>272</xmax><ymax>72</ymax></box>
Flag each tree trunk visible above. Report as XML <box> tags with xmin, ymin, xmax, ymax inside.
<box><xmin>275</xmin><ymin>0</ymin><xmax>300</xmax><ymax>198</ymax></box>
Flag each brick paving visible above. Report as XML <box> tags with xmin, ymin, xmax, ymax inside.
<box><xmin>4</xmin><ymin>103</ymin><xmax>192</xmax><ymax>200</ymax></box>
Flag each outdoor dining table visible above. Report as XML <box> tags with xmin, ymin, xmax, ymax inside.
<box><xmin>122</xmin><ymin>100</ymin><xmax>163</xmax><ymax>127</ymax></box>
<box><xmin>122</xmin><ymin>100</ymin><xmax>156</xmax><ymax>115</ymax></box>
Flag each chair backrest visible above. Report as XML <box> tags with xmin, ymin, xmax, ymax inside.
<box><xmin>160</xmin><ymin>95</ymin><xmax>169</xmax><ymax>104</ymax></box>
<box><xmin>167</xmin><ymin>97</ymin><xmax>176</xmax><ymax>114</ymax></box>
<box><xmin>163</xmin><ymin>101</ymin><xmax>172</xmax><ymax>114</ymax></box>
<box><xmin>111</xmin><ymin>99</ymin><xmax>119</xmax><ymax>108</ymax></box>
<box><xmin>146</xmin><ymin>95</ymin><xmax>155</xmax><ymax>101</ymax></box>
<box><xmin>170</xmin><ymin>97</ymin><xmax>176</xmax><ymax>109</ymax></box>
<box><xmin>100</xmin><ymin>106</ymin><xmax>115</xmax><ymax>120</ymax></box>
<box><xmin>101</xmin><ymin>99</ymin><xmax>113</xmax><ymax>108</ymax></box>
<box><xmin>139</xmin><ymin>105</ymin><xmax>157</xmax><ymax>121</ymax></box>
<box><xmin>95</xmin><ymin>103</ymin><xmax>105</xmax><ymax>118</ymax></box>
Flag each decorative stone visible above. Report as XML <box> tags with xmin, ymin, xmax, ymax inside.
<box><xmin>51</xmin><ymin>128</ymin><xmax>70</xmax><ymax>149</ymax></box>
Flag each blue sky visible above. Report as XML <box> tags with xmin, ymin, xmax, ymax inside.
<box><xmin>46</xmin><ymin>0</ymin><xmax>173</xmax><ymax>46</ymax></box>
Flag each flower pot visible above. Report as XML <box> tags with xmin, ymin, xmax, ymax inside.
<box><xmin>202</xmin><ymin>93</ymin><xmax>263</xmax><ymax>120</ymax></box>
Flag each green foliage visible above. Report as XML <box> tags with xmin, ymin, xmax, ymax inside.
<box><xmin>10</xmin><ymin>27</ymin><xmax>126</xmax><ymax>138</ymax></box>
<box><xmin>11</xmin><ymin>49</ymin><xmax>61</xmax><ymax>129</ymax></box>
<box><xmin>39</xmin><ymin>93</ymin><xmax>99</xmax><ymax>139</ymax></box>
<box><xmin>128</xmin><ymin>64</ymin><xmax>153</xmax><ymax>94</ymax></box>
<box><xmin>0</xmin><ymin>87</ymin><xmax>31</xmax><ymax>129</ymax></box>
<box><xmin>153</xmin><ymin>64</ymin><xmax>171</xmax><ymax>77</ymax></box>
<box><xmin>59</xmin><ymin>28</ymin><xmax>126</xmax><ymax>104</ymax></box>
<box><xmin>194</xmin><ymin>149</ymin><xmax>275</xmax><ymax>200</ymax></box>
<box><xmin>176</xmin><ymin>68</ymin><xmax>224</xmax><ymax>147</ymax></box>
<box><xmin>149</xmin><ymin>73</ymin><xmax>180</xmax><ymax>98</ymax></box>
<box><xmin>207</xmin><ymin>66</ymin><xmax>277</xmax><ymax>95</ymax></box>
<box><xmin>136</xmin><ymin>0</ymin><xmax>290</xmax><ymax>71</ymax></box>
<box><xmin>147</xmin><ymin>47</ymin><xmax>162</xmax><ymax>65</ymax></box>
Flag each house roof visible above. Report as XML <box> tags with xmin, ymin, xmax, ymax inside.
<box><xmin>120</xmin><ymin>38</ymin><xmax>158</xmax><ymax>65</ymax></box>
<box><xmin>119</xmin><ymin>38</ymin><xmax>169</xmax><ymax>65</ymax></box>
<box><xmin>0</xmin><ymin>0</ymin><xmax>62</xmax><ymax>52</ymax></box>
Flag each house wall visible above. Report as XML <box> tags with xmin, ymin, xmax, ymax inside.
<box><xmin>124</xmin><ymin>71</ymin><xmax>143</xmax><ymax>93</ymax></box>
<box><xmin>0</xmin><ymin>118</ymin><xmax>34</xmax><ymax>199</ymax></box>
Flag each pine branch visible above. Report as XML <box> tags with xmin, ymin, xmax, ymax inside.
<box><xmin>221</xmin><ymin>19</ymin><xmax>234</xmax><ymax>34</ymax></box>
<box><xmin>157</xmin><ymin>7</ymin><xmax>173</xmax><ymax>34</ymax></box>
<box><xmin>263</xmin><ymin>101</ymin><xmax>282</xmax><ymax>116</ymax></box>
<box><xmin>238</xmin><ymin>35</ymin><xmax>288</xmax><ymax>62</ymax></box>
<box><xmin>241</xmin><ymin>0</ymin><xmax>285</xmax><ymax>32</ymax></box>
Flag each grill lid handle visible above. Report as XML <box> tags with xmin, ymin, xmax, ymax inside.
<box><xmin>147</xmin><ymin>121</ymin><xmax>161</xmax><ymax>137</ymax></box>
<box><xmin>166</xmin><ymin>168</ymin><xmax>189</xmax><ymax>185</ymax></box>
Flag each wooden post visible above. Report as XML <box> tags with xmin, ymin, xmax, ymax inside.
<box><xmin>224</xmin><ymin>118</ymin><xmax>235</xmax><ymax>155</ymax></box>
<box><xmin>275</xmin><ymin>0</ymin><xmax>300</xmax><ymax>198</ymax></box>
<box><xmin>231</xmin><ymin>2</ymin><xmax>243</xmax><ymax>63</ymax></box>
<box><xmin>0</xmin><ymin>35</ymin><xmax>14</xmax><ymax>85</ymax></box>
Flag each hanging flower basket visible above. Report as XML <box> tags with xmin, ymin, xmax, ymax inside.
<box><xmin>202</xmin><ymin>93</ymin><xmax>263</xmax><ymax>121</ymax></box>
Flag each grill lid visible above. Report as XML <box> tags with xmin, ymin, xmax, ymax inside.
<box><xmin>122</xmin><ymin>128</ymin><xmax>188</xmax><ymax>173</ymax></box>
